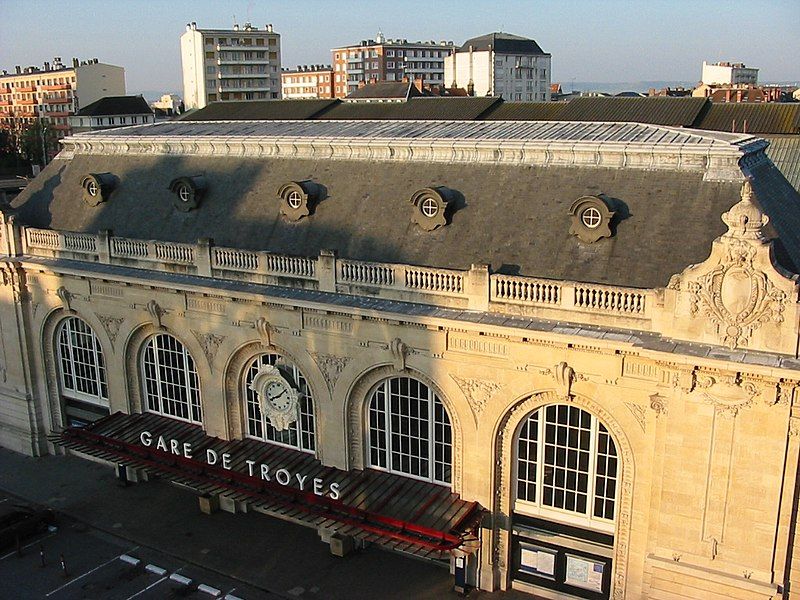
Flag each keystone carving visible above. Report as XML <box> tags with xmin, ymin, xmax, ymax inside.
<box><xmin>450</xmin><ymin>375</ymin><xmax>503</xmax><ymax>420</ymax></box>
<box><xmin>254</xmin><ymin>317</ymin><xmax>273</xmax><ymax>348</ymax></box>
<box><xmin>146</xmin><ymin>300</ymin><xmax>164</xmax><ymax>329</ymax></box>
<box><xmin>389</xmin><ymin>338</ymin><xmax>408</xmax><ymax>372</ymax></box>
<box><xmin>553</xmin><ymin>361</ymin><xmax>576</xmax><ymax>401</ymax></box>
<box><xmin>56</xmin><ymin>286</ymin><xmax>73</xmax><ymax>313</ymax></box>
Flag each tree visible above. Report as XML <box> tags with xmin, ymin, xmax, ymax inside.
<box><xmin>19</xmin><ymin>119</ymin><xmax>57</xmax><ymax>166</ymax></box>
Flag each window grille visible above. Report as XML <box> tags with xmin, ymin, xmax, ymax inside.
<box><xmin>243</xmin><ymin>354</ymin><xmax>316</xmax><ymax>452</ymax></box>
<box><xmin>367</xmin><ymin>377</ymin><xmax>452</xmax><ymax>485</ymax></box>
<box><xmin>141</xmin><ymin>334</ymin><xmax>202</xmax><ymax>424</ymax></box>
<box><xmin>516</xmin><ymin>404</ymin><xmax>618</xmax><ymax>529</ymax></box>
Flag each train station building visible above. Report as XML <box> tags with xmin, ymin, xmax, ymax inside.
<box><xmin>1</xmin><ymin>116</ymin><xmax>800</xmax><ymax>599</ymax></box>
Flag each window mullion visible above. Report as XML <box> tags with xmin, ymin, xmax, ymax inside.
<box><xmin>152</xmin><ymin>336</ymin><xmax>165</xmax><ymax>414</ymax></box>
<box><xmin>536</xmin><ymin>412</ymin><xmax>545</xmax><ymax>507</ymax></box>
<box><xmin>587</xmin><ymin>416</ymin><xmax>599</xmax><ymax>519</ymax></box>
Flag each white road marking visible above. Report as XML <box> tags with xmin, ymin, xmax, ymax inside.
<box><xmin>45</xmin><ymin>546</ymin><xmax>139</xmax><ymax>597</ymax></box>
<box><xmin>124</xmin><ymin>575</ymin><xmax>169</xmax><ymax>600</ymax></box>
<box><xmin>0</xmin><ymin>532</ymin><xmax>56</xmax><ymax>561</ymax></box>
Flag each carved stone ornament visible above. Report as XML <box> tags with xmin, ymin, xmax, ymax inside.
<box><xmin>254</xmin><ymin>317</ymin><xmax>272</xmax><ymax>348</ymax></box>
<box><xmin>649</xmin><ymin>393</ymin><xmax>668</xmax><ymax>417</ymax></box>
<box><xmin>55</xmin><ymin>286</ymin><xmax>73</xmax><ymax>313</ymax></box>
<box><xmin>679</xmin><ymin>181</ymin><xmax>789</xmax><ymax>350</ymax></box>
<box><xmin>450</xmin><ymin>375</ymin><xmax>503</xmax><ymax>420</ymax></box>
<box><xmin>146</xmin><ymin>300</ymin><xmax>164</xmax><ymax>329</ymax></box>
<box><xmin>96</xmin><ymin>314</ymin><xmax>124</xmax><ymax>345</ymax></box>
<box><xmin>249</xmin><ymin>364</ymin><xmax>300</xmax><ymax>431</ymax></box>
<box><xmin>624</xmin><ymin>402</ymin><xmax>646</xmax><ymax>432</ymax></box>
<box><xmin>694</xmin><ymin>373</ymin><xmax>760</xmax><ymax>417</ymax></box>
<box><xmin>553</xmin><ymin>361</ymin><xmax>576</xmax><ymax>400</ymax></box>
<box><xmin>81</xmin><ymin>172</ymin><xmax>115</xmax><ymax>206</ymax></box>
<box><xmin>389</xmin><ymin>337</ymin><xmax>408</xmax><ymax>371</ymax></box>
<box><xmin>310</xmin><ymin>352</ymin><xmax>350</xmax><ymax>392</ymax></box>
<box><xmin>191</xmin><ymin>329</ymin><xmax>226</xmax><ymax>367</ymax></box>
<box><xmin>568</xmin><ymin>195</ymin><xmax>615</xmax><ymax>243</ymax></box>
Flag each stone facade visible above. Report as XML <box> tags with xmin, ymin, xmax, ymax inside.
<box><xmin>2</xmin><ymin>120</ymin><xmax>800</xmax><ymax>599</ymax></box>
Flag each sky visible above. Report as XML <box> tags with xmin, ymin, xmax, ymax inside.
<box><xmin>1</xmin><ymin>0</ymin><xmax>798</xmax><ymax>96</ymax></box>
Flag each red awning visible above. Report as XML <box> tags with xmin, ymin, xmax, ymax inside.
<box><xmin>50</xmin><ymin>412</ymin><xmax>483</xmax><ymax>560</ymax></box>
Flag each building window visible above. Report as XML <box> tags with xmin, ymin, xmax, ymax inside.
<box><xmin>57</xmin><ymin>317</ymin><xmax>108</xmax><ymax>406</ymax></box>
<box><xmin>141</xmin><ymin>333</ymin><xmax>202</xmax><ymax>424</ymax></box>
<box><xmin>516</xmin><ymin>404</ymin><xmax>618</xmax><ymax>531</ymax></box>
<box><xmin>367</xmin><ymin>377</ymin><xmax>452</xmax><ymax>485</ymax></box>
<box><xmin>244</xmin><ymin>353</ymin><xmax>316</xmax><ymax>452</ymax></box>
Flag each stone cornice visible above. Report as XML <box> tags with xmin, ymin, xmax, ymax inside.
<box><xmin>58</xmin><ymin>120</ymin><xmax>767</xmax><ymax>182</ymax></box>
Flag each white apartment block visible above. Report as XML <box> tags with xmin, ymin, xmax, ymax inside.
<box><xmin>0</xmin><ymin>57</ymin><xmax>125</xmax><ymax>140</ymax></box>
<box><xmin>281</xmin><ymin>65</ymin><xmax>333</xmax><ymax>99</ymax></box>
<box><xmin>701</xmin><ymin>61</ymin><xmax>758</xmax><ymax>86</ymax></box>
<box><xmin>181</xmin><ymin>21</ymin><xmax>281</xmax><ymax>110</ymax></box>
<box><xmin>444</xmin><ymin>32</ymin><xmax>551</xmax><ymax>101</ymax></box>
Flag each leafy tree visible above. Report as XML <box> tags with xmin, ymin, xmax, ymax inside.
<box><xmin>19</xmin><ymin>120</ymin><xmax>57</xmax><ymax>166</ymax></box>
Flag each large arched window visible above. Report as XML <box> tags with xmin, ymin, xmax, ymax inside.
<box><xmin>516</xmin><ymin>404</ymin><xmax>618</xmax><ymax>531</ymax></box>
<box><xmin>141</xmin><ymin>333</ymin><xmax>202</xmax><ymax>424</ymax></box>
<box><xmin>367</xmin><ymin>376</ymin><xmax>452</xmax><ymax>486</ymax></box>
<box><xmin>243</xmin><ymin>354</ymin><xmax>315</xmax><ymax>453</ymax></box>
<box><xmin>56</xmin><ymin>316</ymin><xmax>109</xmax><ymax>426</ymax></box>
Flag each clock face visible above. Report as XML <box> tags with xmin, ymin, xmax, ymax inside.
<box><xmin>266</xmin><ymin>380</ymin><xmax>293</xmax><ymax>411</ymax></box>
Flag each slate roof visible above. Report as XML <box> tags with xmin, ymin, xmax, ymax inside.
<box><xmin>764</xmin><ymin>136</ymin><xmax>800</xmax><ymax>192</ymax></box>
<box><xmin>180</xmin><ymin>99</ymin><xmax>338</xmax><ymax>121</ymax></box>
<box><xmin>694</xmin><ymin>102</ymin><xmax>800</xmax><ymax>134</ymax></box>
<box><xmin>75</xmin><ymin>95</ymin><xmax>153</xmax><ymax>117</ymax></box>
<box><xmin>345</xmin><ymin>81</ymin><xmax>422</xmax><ymax>101</ymax></box>
<box><xmin>14</xmin><ymin>119</ymin><xmax>796</xmax><ymax>289</ymax></box>
<box><xmin>304</xmin><ymin>97</ymin><xmax>501</xmax><ymax>120</ymax></box>
<box><xmin>457</xmin><ymin>32</ymin><xmax>547</xmax><ymax>55</ymax></box>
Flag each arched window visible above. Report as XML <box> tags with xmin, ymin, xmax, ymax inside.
<box><xmin>141</xmin><ymin>333</ymin><xmax>201</xmax><ymax>424</ymax></box>
<box><xmin>243</xmin><ymin>354</ymin><xmax>315</xmax><ymax>452</ymax></box>
<box><xmin>516</xmin><ymin>404</ymin><xmax>618</xmax><ymax>531</ymax></box>
<box><xmin>367</xmin><ymin>377</ymin><xmax>452</xmax><ymax>486</ymax></box>
<box><xmin>56</xmin><ymin>316</ymin><xmax>109</xmax><ymax>426</ymax></box>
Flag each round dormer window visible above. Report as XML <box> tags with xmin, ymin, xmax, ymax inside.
<box><xmin>86</xmin><ymin>180</ymin><xmax>98</xmax><ymax>197</ymax></box>
<box><xmin>177</xmin><ymin>184</ymin><xmax>192</xmax><ymax>203</ymax></box>
<box><xmin>287</xmin><ymin>190</ymin><xmax>303</xmax><ymax>210</ymax></box>
<box><xmin>581</xmin><ymin>206</ymin><xmax>602</xmax><ymax>229</ymax></box>
<box><xmin>421</xmin><ymin>196</ymin><xmax>439</xmax><ymax>218</ymax></box>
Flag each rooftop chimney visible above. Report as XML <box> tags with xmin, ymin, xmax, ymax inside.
<box><xmin>233</xmin><ymin>23</ymin><xmax>239</xmax><ymax>31</ymax></box>
<box><xmin>15</xmin><ymin>66</ymin><xmax>21</xmax><ymax>74</ymax></box>
<box><xmin>44</xmin><ymin>61</ymin><xmax>50</xmax><ymax>71</ymax></box>
<box><xmin>73</xmin><ymin>58</ymin><xmax>79</xmax><ymax>68</ymax></box>
<box><xmin>267</xmin><ymin>23</ymin><xmax>273</xmax><ymax>33</ymax></box>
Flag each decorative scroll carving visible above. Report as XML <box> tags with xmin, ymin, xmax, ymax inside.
<box><xmin>145</xmin><ymin>300</ymin><xmax>164</xmax><ymax>329</ymax></box>
<box><xmin>624</xmin><ymin>402</ymin><xmax>646</xmax><ymax>432</ymax></box>
<box><xmin>96</xmin><ymin>314</ymin><xmax>124</xmax><ymax>346</ymax></box>
<box><xmin>310</xmin><ymin>352</ymin><xmax>350</xmax><ymax>392</ymax></box>
<box><xmin>56</xmin><ymin>286</ymin><xmax>73</xmax><ymax>313</ymax></box>
<box><xmin>450</xmin><ymin>375</ymin><xmax>503</xmax><ymax>421</ymax></box>
<box><xmin>389</xmin><ymin>338</ymin><xmax>408</xmax><ymax>372</ymax></box>
<box><xmin>254</xmin><ymin>317</ymin><xmax>272</xmax><ymax>348</ymax></box>
<box><xmin>191</xmin><ymin>329</ymin><xmax>225</xmax><ymax>368</ymax></box>
<box><xmin>693</xmin><ymin>372</ymin><xmax>760</xmax><ymax>417</ymax></box>
<box><xmin>649</xmin><ymin>393</ymin><xmax>668</xmax><ymax>417</ymax></box>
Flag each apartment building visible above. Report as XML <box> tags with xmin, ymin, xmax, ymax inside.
<box><xmin>444</xmin><ymin>32</ymin><xmax>551</xmax><ymax>101</ymax></box>
<box><xmin>69</xmin><ymin>96</ymin><xmax>154</xmax><ymax>132</ymax></box>
<box><xmin>181</xmin><ymin>21</ymin><xmax>281</xmax><ymax>110</ymax></box>
<box><xmin>0</xmin><ymin>57</ymin><xmax>125</xmax><ymax>140</ymax></box>
<box><xmin>701</xmin><ymin>61</ymin><xmax>759</xmax><ymax>86</ymax></box>
<box><xmin>281</xmin><ymin>65</ymin><xmax>333</xmax><ymax>99</ymax></box>
<box><xmin>331</xmin><ymin>32</ymin><xmax>454</xmax><ymax>98</ymax></box>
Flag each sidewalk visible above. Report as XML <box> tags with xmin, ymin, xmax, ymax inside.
<box><xmin>0</xmin><ymin>448</ymin><xmax>528</xmax><ymax>599</ymax></box>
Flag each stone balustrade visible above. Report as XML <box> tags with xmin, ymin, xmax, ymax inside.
<box><xmin>19</xmin><ymin>225</ymin><xmax>655</xmax><ymax>328</ymax></box>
